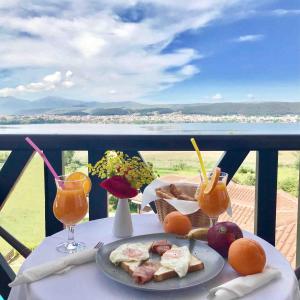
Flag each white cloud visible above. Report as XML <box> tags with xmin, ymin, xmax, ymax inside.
<box><xmin>66</xmin><ymin>71</ymin><xmax>73</xmax><ymax>78</ymax></box>
<box><xmin>0</xmin><ymin>0</ymin><xmax>267</xmax><ymax>100</ymax></box>
<box><xmin>212</xmin><ymin>93</ymin><xmax>223</xmax><ymax>100</ymax></box>
<box><xmin>271</xmin><ymin>9</ymin><xmax>300</xmax><ymax>16</ymax></box>
<box><xmin>0</xmin><ymin>71</ymin><xmax>74</xmax><ymax>97</ymax></box>
<box><xmin>43</xmin><ymin>71</ymin><xmax>62</xmax><ymax>84</ymax></box>
<box><xmin>247</xmin><ymin>93</ymin><xmax>255</xmax><ymax>99</ymax></box>
<box><xmin>62</xmin><ymin>80</ymin><xmax>75</xmax><ymax>88</ymax></box>
<box><xmin>71</xmin><ymin>33</ymin><xmax>107</xmax><ymax>58</ymax></box>
<box><xmin>179</xmin><ymin>65</ymin><xmax>200</xmax><ymax>76</ymax></box>
<box><xmin>234</xmin><ymin>34</ymin><xmax>264</xmax><ymax>42</ymax></box>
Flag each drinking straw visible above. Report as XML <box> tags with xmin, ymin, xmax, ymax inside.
<box><xmin>190</xmin><ymin>137</ymin><xmax>208</xmax><ymax>182</ymax></box>
<box><xmin>25</xmin><ymin>137</ymin><xmax>62</xmax><ymax>187</ymax></box>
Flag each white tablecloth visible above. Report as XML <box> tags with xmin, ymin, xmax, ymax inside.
<box><xmin>8</xmin><ymin>214</ymin><xmax>300</xmax><ymax>300</ymax></box>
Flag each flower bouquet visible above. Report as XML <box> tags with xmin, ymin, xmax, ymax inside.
<box><xmin>88</xmin><ymin>151</ymin><xmax>155</xmax><ymax>237</ymax></box>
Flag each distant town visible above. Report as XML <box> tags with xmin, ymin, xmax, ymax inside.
<box><xmin>0</xmin><ymin>113</ymin><xmax>299</xmax><ymax>125</ymax></box>
<box><xmin>0</xmin><ymin>98</ymin><xmax>300</xmax><ymax>124</ymax></box>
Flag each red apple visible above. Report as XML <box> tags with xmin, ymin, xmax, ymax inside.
<box><xmin>207</xmin><ymin>222</ymin><xmax>243</xmax><ymax>257</ymax></box>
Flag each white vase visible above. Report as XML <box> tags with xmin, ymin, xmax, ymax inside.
<box><xmin>113</xmin><ymin>198</ymin><xmax>133</xmax><ymax>238</ymax></box>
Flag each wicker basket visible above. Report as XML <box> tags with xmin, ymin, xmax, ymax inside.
<box><xmin>155</xmin><ymin>183</ymin><xmax>210</xmax><ymax>227</ymax></box>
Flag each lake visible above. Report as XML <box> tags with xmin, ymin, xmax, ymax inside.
<box><xmin>0</xmin><ymin>122</ymin><xmax>299</xmax><ymax>135</ymax></box>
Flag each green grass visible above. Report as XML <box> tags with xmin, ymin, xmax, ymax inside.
<box><xmin>142</xmin><ymin>151</ymin><xmax>299</xmax><ymax>197</ymax></box>
<box><xmin>278</xmin><ymin>166</ymin><xmax>299</xmax><ymax>196</ymax></box>
<box><xmin>0</xmin><ymin>150</ymin><xmax>299</xmax><ymax>271</ymax></box>
<box><xmin>0</xmin><ymin>154</ymin><xmax>45</xmax><ymax>265</ymax></box>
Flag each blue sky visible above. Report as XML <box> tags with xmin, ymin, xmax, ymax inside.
<box><xmin>0</xmin><ymin>0</ymin><xmax>299</xmax><ymax>103</ymax></box>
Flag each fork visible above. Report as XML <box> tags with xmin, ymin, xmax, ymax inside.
<box><xmin>94</xmin><ymin>241</ymin><xmax>104</xmax><ymax>249</ymax></box>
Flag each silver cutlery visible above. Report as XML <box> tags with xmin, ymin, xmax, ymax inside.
<box><xmin>94</xmin><ymin>241</ymin><xmax>104</xmax><ymax>249</ymax></box>
<box><xmin>188</xmin><ymin>238</ymin><xmax>196</xmax><ymax>253</ymax></box>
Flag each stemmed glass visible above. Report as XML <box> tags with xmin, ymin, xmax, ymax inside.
<box><xmin>53</xmin><ymin>175</ymin><xmax>88</xmax><ymax>253</ymax></box>
<box><xmin>197</xmin><ymin>171</ymin><xmax>230</xmax><ymax>227</ymax></box>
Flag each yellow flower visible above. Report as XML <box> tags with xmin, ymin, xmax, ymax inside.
<box><xmin>88</xmin><ymin>150</ymin><xmax>155</xmax><ymax>188</ymax></box>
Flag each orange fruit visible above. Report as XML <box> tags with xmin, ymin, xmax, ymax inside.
<box><xmin>204</xmin><ymin>167</ymin><xmax>221</xmax><ymax>195</ymax></box>
<box><xmin>66</xmin><ymin>172</ymin><xmax>92</xmax><ymax>195</ymax></box>
<box><xmin>163</xmin><ymin>211</ymin><xmax>192</xmax><ymax>236</ymax></box>
<box><xmin>228</xmin><ymin>238</ymin><xmax>266</xmax><ymax>275</ymax></box>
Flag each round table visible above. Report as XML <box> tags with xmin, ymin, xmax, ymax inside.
<box><xmin>8</xmin><ymin>214</ymin><xmax>300</xmax><ymax>300</ymax></box>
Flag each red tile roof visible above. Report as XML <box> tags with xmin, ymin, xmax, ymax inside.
<box><xmin>224</xmin><ymin>182</ymin><xmax>298</xmax><ymax>267</ymax></box>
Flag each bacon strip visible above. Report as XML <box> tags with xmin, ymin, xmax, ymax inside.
<box><xmin>132</xmin><ymin>261</ymin><xmax>160</xmax><ymax>284</ymax></box>
<box><xmin>156</xmin><ymin>245</ymin><xmax>172</xmax><ymax>256</ymax></box>
<box><xmin>151</xmin><ymin>240</ymin><xmax>172</xmax><ymax>255</ymax></box>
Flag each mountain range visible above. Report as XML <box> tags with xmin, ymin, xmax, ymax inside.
<box><xmin>0</xmin><ymin>97</ymin><xmax>299</xmax><ymax>116</ymax></box>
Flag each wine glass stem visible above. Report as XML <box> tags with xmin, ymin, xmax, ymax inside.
<box><xmin>67</xmin><ymin>225</ymin><xmax>75</xmax><ymax>245</ymax></box>
<box><xmin>210</xmin><ymin>217</ymin><xmax>218</xmax><ymax>227</ymax></box>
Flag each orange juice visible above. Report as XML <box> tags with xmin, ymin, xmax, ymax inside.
<box><xmin>197</xmin><ymin>181</ymin><xmax>229</xmax><ymax>218</ymax></box>
<box><xmin>53</xmin><ymin>185</ymin><xmax>88</xmax><ymax>226</ymax></box>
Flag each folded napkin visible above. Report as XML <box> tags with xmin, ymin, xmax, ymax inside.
<box><xmin>142</xmin><ymin>179</ymin><xmax>200</xmax><ymax>214</ymax></box>
<box><xmin>142</xmin><ymin>178</ymin><xmax>232</xmax><ymax>216</ymax></box>
<box><xmin>9</xmin><ymin>248</ymin><xmax>97</xmax><ymax>287</ymax></box>
<box><xmin>207</xmin><ymin>267</ymin><xmax>281</xmax><ymax>300</ymax></box>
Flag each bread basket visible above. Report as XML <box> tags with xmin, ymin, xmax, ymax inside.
<box><xmin>155</xmin><ymin>183</ymin><xmax>210</xmax><ymax>227</ymax></box>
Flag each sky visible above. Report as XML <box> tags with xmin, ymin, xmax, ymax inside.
<box><xmin>0</xmin><ymin>0</ymin><xmax>299</xmax><ymax>103</ymax></box>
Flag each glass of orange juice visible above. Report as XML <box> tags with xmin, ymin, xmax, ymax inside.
<box><xmin>53</xmin><ymin>175</ymin><xmax>88</xmax><ymax>253</ymax></box>
<box><xmin>197</xmin><ymin>170</ymin><xmax>230</xmax><ymax>227</ymax></box>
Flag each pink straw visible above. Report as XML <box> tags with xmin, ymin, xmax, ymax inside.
<box><xmin>25</xmin><ymin>137</ymin><xmax>63</xmax><ymax>187</ymax></box>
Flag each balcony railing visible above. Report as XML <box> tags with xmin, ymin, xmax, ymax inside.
<box><xmin>0</xmin><ymin>133</ymin><xmax>300</xmax><ymax>298</ymax></box>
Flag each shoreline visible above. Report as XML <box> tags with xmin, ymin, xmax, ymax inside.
<box><xmin>0</xmin><ymin>112</ymin><xmax>299</xmax><ymax>125</ymax></box>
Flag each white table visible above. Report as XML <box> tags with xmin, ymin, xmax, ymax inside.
<box><xmin>8</xmin><ymin>214</ymin><xmax>300</xmax><ymax>300</ymax></box>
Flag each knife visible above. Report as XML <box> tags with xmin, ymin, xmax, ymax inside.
<box><xmin>175</xmin><ymin>235</ymin><xmax>196</xmax><ymax>253</ymax></box>
<box><xmin>188</xmin><ymin>238</ymin><xmax>196</xmax><ymax>253</ymax></box>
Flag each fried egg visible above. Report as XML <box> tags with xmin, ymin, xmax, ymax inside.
<box><xmin>109</xmin><ymin>243</ymin><xmax>150</xmax><ymax>264</ymax></box>
<box><xmin>160</xmin><ymin>245</ymin><xmax>191</xmax><ymax>277</ymax></box>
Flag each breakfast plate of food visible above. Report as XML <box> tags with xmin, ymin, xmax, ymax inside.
<box><xmin>96</xmin><ymin>233</ymin><xmax>224</xmax><ymax>291</ymax></box>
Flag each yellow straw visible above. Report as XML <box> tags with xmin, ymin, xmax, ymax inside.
<box><xmin>190</xmin><ymin>138</ymin><xmax>208</xmax><ymax>182</ymax></box>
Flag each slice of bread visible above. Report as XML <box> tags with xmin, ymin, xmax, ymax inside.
<box><xmin>120</xmin><ymin>254</ymin><xmax>204</xmax><ymax>281</ymax></box>
<box><xmin>120</xmin><ymin>261</ymin><xmax>141</xmax><ymax>276</ymax></box>
<box><xmin>119</xmin><ymin>241</ymin><xmax>153</xmax><ymax>275</ymax></box>
<box><xmin>118</xmin><ymin>242</ymin><xmax>204</xmax><ymax>282</ymax></box>
<box><xmin>153</xmin><ymin>255</ymin><xmax>204</xmax><ymax>282</ymax></box>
